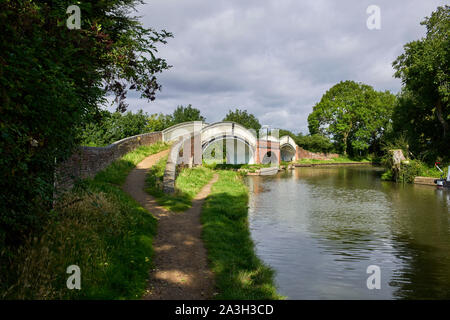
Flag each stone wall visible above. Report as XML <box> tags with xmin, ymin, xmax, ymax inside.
<box><xmin>296</xmin><ymin>147</ymin><xmax>339</xmax><ymax>161</ymax></box>
<box><xmin>56</xmin><ymin>131</ymin><xmax>162</xmax><ymax>190</ymax></box>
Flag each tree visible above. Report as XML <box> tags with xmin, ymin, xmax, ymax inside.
<box><xmin>146</xmin><ymin>113</ymin><xmax>173</xmax><ymax>132</ymax></box>
<box><xmin>296</xmin><ymin>133</ymin><xmax>335</xmax><ymax>154</ymax></box>
<box><xmin>171</xmin><ymin>104</ymin><xmax>205</xmax><ymax>125</ymax></box>
<box><xmin>0</xmin><ymin>0</ymin><xmax>172</xmax><ymax>245</ymax></box>
<box><xmin>308</xmin><ymin>81</ymin><xmax>395</xmax><ymax>156</ymax></box>
<box><xmin>223</xmin><ymin>109</ymin><xmax>261</xmax><ymax>132</ymax></box>
<box><xmin>392</xmin><ymin>5</ymin><xmax>449</xmax><ymax>161</ymax></box>
<box><xmin>278</xmin><ymin>129</ymin><xmax>297</xmax><ymax>140</ymax></box>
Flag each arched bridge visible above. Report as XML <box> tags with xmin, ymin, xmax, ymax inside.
<box><xmin>162</xmin><ymin>121</ymin><xmax>301</xmax><ymax>165</ymax></box>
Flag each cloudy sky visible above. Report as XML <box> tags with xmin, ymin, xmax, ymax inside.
<box><xmin>110</xmin><ymin>0</ymin><xmax>446</xmax><ymax>133</ymax></box>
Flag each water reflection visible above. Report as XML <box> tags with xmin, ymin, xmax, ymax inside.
<box><xmin>246</xmin><ymin>166</ymin><xmax>450</xmax><ymax>299</ymax></box>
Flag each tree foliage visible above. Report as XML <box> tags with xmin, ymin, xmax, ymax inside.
<box><xmin>0</xmin><ymin>0</ymin><xmax>171</xmax><ymax>244</ymax></box>
<box><xmin>78</xmin><ymin>105</ymin><xmax>206</xmax><ymax>147</ymax></box>
<box><xmin>223</xmin><ymin>109</ymin><xmax>261</xmax><ymax>131</ymax></box>
<box><xmin>392</xmin><ymin>5</ymin><xmax>449</xmax><ymax>162</ymax></box>
<box><xmin>79</xmin><ymin>110</ymin><xmax>150</xmax><ymax>146</ymax></box>
<box><xmin>171</xmin><ymin>104</ymin><xmax>206</xmax><ymax>124</ymax></box>
<box><xmin>308</xmin><ymin>81</ymin><xmax>395</xmax><ymax>156</ymax></box>
<box><xmin>296</xmin><ymin>134</ymin><xmax>336</xmax><ymax>154</ymax></box>
<box><xmin>278</xmin><ymin>129</ymin><xmax>336</xmax><ymax>154</ymax></box>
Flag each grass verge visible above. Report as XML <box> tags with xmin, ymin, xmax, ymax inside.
<box><xmin>94</xmin><ymin>142</ymin><xmax>169</xmax><ymax>185</ymax></box>
<box><xmin>382</xmin><ymin>159</ymin><xmax>449</xmax><ymax>183</ymax></box>
<box><xmin>296</xmin><ymin>155</ymin><xmax>372</xmax><ymax>164</ymax></box>
<box><xmin>201</xmin><ymin>170</ymin><xmax>282</xmax><ymax>299</ymax></box>
<box><xmin>146</xmin><ymin>159</ymin><xmax>214</xmax><ymax>212</ymax></box>
<box><xmin>1</xmin><ymin>142</ymin><xmax>169</xmax><ymax>299</ymax></box>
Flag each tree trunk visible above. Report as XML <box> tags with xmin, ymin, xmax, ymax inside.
<box><xmin>436</xmin><ymin>99</ymin><xmax>448</xmax><ymax>137</ymax></box>
<box><xmin>343</xmin><ymin>131</ymin><xmax>349</xmax><ymax>156</ymax></box>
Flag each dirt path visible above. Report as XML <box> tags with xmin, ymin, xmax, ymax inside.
<box><xmin>122</xmin><ymin>149</ymin><xmax>217</xmax><ymax>300</ymax></box>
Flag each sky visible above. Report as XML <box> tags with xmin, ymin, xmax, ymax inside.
<box><xmin>107</xmin><ymin>0</ymin><xmax>447</xmax><ymax>134</ymax></box>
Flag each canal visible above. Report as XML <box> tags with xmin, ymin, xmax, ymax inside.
<box><xmin>246</xmin><ymin>165</ymin><xmax>450</xmax><ymax>299</ymax></box>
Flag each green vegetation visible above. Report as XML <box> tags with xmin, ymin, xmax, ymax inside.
<box><xmin>146</xmin><ymin>160</ymin><xmax>214</xmax><ymax>212</ymax></box>
<box><xmin>79</xmin><ymin>105</ymin><xmax>206</xmax><ymax>147</ymax></box>
<box><xmin>223</xmin><ymin>109</ymin><xmax>262</xmax><ymax>132</ymax></box>
<box><xmin>296</xmin><ymin>133</ymin><xmax>336</xmax><ymax>154</ymax></box>
<box><xmin>382</xmin><ymin>159</ymin><xmax>449</xmax><ymax>183</ymax></box>
<box><xmin>171</xmin><ymin>104</ymin><xmax>206</xmax><ymax>124</ymax></box>
<box><xmin>308</xmin><ymin>80</ymin><xmax>396</xmax><ymax>157</ymax></box>
<box><xmin>0</xmin><ymin>0</ymin><xmax>172</xmax><ymax>247</ymax></box>
<box><xmin>392</xmin><ymin>5</ymin><xmax>449</xmax><ymax>162</ymax></box>
<box><xmin>95</xmin><ymin>142</ymin><xmax>169</xmax><ymax>185</ymax></box>
<box><xmin>296</xmin><ymin>156</ymin><xmax>373</xmax><ymax>165</ymax></box>
<box><xmin>201</xmin><ymin>170</ymin><xmax>281</xmax><ymax>299</ymax></box>
<box><xmin>204</xmin><ymin>162</ymin><xmax>271</xmax><ymax>170</ymax></box>
<box><xmin>378</xmin><ymin>6</ymin><xmax>449</xmax><ymax>182</ymax></box>
<box><xmin>80</xmin><ymin>110</ymin><xmax>152</xmax><ymax>147</ymax></box>
<box><xmin>1</xmin><ymin>143</ymin><xmax>170</xmax><ymax>299</ymax></box>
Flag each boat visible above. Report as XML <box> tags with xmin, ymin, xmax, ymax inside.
<box><xmin>434</xmin><ymin>162</ymin><xmax>450</xmax><ymax>189</ymax></box>
<box><xmin>259</xmin><ymin>166</ymin><xmax>279</xmax><ymax>176</ymax></box>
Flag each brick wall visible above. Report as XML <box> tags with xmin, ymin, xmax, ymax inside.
<box><xmin>296</xmin><ymin>147</ymin><xmax>339</xmax><ymax>161</ymax></box>
<box><xmin>56</xmin><ymin>131</ymin><xmax>162</xmax><ymax>190</ymax></box>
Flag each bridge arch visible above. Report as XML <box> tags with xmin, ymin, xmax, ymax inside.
<box><xmin>201</xmin><ymin>122</ymin><xmax>257</xmax><ymax>164</ymax></box>
<box><xmin>280</xmin><ymin>135</ymin><xmax>298</xmax><ymax>162</ymax></box>
<box><xmin>162</xmin><ymin>121</ymin><xmax>285</xmax><ymax>165</ymax></box>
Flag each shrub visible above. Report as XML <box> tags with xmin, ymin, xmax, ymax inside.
<box><xmin>295</xmin><ymin>134</ymin><xmax>336</xmax><ymax>154</ymax></box>
<box><xmin>0</xmin><ymin>0</ymin><xmax>171</xmax><ymax>247</ymax></box>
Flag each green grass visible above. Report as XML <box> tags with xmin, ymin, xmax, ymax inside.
<box><xmin>382</xmin><ymin>159</ymin><xmax>449</xmax><ymax>183</ymax></box>
<box><xmin>203</xmin><ymin>162</ymin><xmax>272</xmax><ymax>170</ymax></box>
<box><xmin>146</xmin><ymin>160</ymin><xmax>214</xmax><ymax>212</ymax></box>
<box><xmin>296</xmin><ymin>155</ymin><xmax>372</xmax><ymax>164</ymax></box>
<box><xmin>201</xmin><ymin>170</ymin><xmax>282</xmax><ymax>300</ymax></box>
<box><xmin>2</xmin><ymin>142</ymin><xmax>169</xmax><ymax>299</ymax></box>
<box><xmin>94</xmin><ymin>142</ymin><xmax>169</xmax><ymax>185</ymax></box>
<box><xmin>416</xmin><ymin>162</ymin><xmax>448</xmax><ymax>178</ymax></box>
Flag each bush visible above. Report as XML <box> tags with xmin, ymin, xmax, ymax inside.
<box><xmin>0</xmin><ymin>142</ymin><xmax>170</xmax><ymax>299</ymax></box>
<box><xmin>295</xmin><ymin>134</ymin><xmax>336</xmax><ymax>153</ymax></box>
<box><xmin>0</xmin><ymin>0</ymin><xmax>171</xmax><ymax>247</ymax></box>
<box><xmin>79</xmin><ymin>110</ymin><xmax>152</xmax><ymax>147</ymax></box>
<box><xmin>399</xmin><ymin>160</ymin><xmax>422</xmax><ymax>183</ymax></box>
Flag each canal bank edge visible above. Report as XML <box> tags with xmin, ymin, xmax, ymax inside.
<box><xmin>201</xmin><ymin>170</ymin><xmax>283</xmax><ymax>300</ymax></box>
<box><xmin>293</xmin><ymin>162</ymin><xmax>373</xmax><ymax>167</ymax></box>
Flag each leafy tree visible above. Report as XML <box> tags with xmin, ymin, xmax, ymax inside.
<box><xmin>0</xmin><ymin>0</ymin><xmax>171</xmax><ymax>244</ymax></box>
<box><xmin>170</xmin><ymin>104</ymin><xmax>205</xmax><ymax>125</ymax></box>
<box><xmin>81</xmin><ymin>110</ymin><xmax>151</xmax><ymax>146</ymax></box>
<box><xmin>308</xmin><ymin>81</ymin><xmax>395</xmax><ymax>156</ymax></box>
<box><xmin>223</xmin><ymin>109</ymin><xmax>261</xmax><ymax>132</ymax></box>
<box><xmin>295</xmin><ymin>133</ymin><xmax>335</xmax><ymax>154</ymax></box>
<box><xmin>146</xmin><ymin>113</ymin><xmax>173</xmax><ymax>132</ymax></box>
<box><xmin>278</xmin><ymin>129</ymin><xmax>297</xmax><ymax>140</ymax></box>
<box><xmin>392</xmin><ymin>5</ymin><xmax>449</xmax><ymax>161</ymax></box>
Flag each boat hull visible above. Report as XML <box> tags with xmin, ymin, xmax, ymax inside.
<box><xmin>259</xmin><ymin>167</ymin><xmax>279</xmax><ymax>176</ymax></box>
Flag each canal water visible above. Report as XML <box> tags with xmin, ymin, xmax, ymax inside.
<box><xmin>246</xmin><ymin>166</ymin><xmax>450</xmax><ymax>299</ymax></box>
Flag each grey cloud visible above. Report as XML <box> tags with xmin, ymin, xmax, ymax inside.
<box><xmin>114</xmin><ymin>0</ymin><xmax>446</xmax><ymax>133</ymax></box>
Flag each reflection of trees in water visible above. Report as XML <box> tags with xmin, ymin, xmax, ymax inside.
<box><xmin>296</xmin><ymin>166</ymin><xmax>384</xmax><ymax>193</ymax></box>
<box><xmin>389</xmin><ymin>237</ymin><xmax>450</xmax><ymax>299</ymax></box>
<box><xmin>379</xmin><ymin>182</ymin><xmax>450</xmax><ymax>299</ymax></box>
<box><xmin>297</xmin><ymin>167</ymin><xmax>393</xmax><ymax>263</ymax></box>
<box><xmin>250</xmin><ymin>166</ymin><xmax>450</xmax><ymax>299</ymax></box>
<box><xmin>299</xmin><ymin>167</ymin><xmax>450</xmax><ymax>299</ymax></box>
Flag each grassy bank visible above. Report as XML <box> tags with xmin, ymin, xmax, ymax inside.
<box><xmin>296</xmin><ymin>155</ymin><xmax>372</xmax><ymax>164</ymax></box>
<box><xmin>382</xmin><ymin>159</ymin><xmax>449</xmax><ymax>183</ymax></box>
<box><xmin>201</xmin><ymin>170</ymin><xmax>281</xmax><ymax>300</ymax></box>
<box><xmin>1</xmin><ymin>142</ymin><xmax>169</xmax><ymax>299</ymax></box>
<box><xmin>146</xmin><ymin>159</ymin><xmax>214</xmax><ymax>211</ymax></box>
